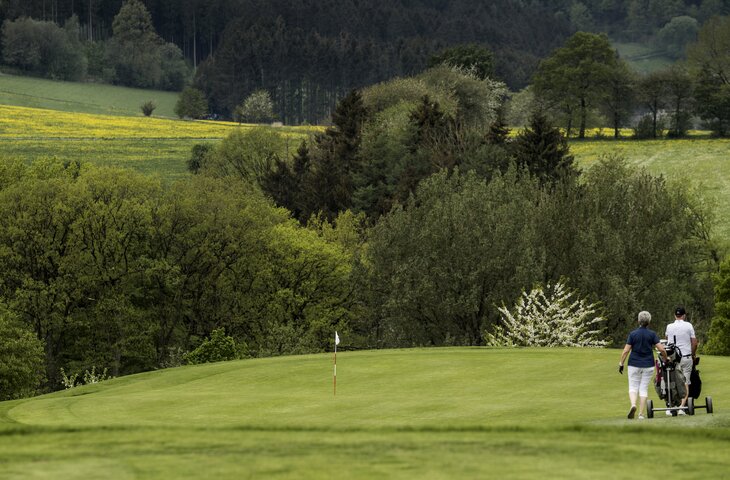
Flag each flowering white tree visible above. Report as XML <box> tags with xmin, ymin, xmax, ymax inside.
<box><xmin>485</xmin><ymin>281</ymin><xmax>607</xmax><ymax>347</ymax></box>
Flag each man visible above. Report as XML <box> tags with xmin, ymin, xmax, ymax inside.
<box><xmin>665</xmin><ymin>306</ymin><xmax>698</xmax><ymax>416</ymax></box>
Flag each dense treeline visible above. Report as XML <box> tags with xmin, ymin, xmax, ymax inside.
<box><xmin>0</xmin><ymin>65</ymin><xmax>723</xmax><ymax>399</ymax></box>
<box><xmin>4</xmin><ymin>1</ymin><xmax>730</xmax><ymax>122</ymax></box>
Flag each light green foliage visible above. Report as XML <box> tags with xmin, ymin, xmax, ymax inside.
<box><xmin>174</xmin><ymin>86</ymin><xmax>209</xmax><ymax>119</ymax></box>
<box><xmin>0</xmin><ymin>305</ymin><xmax>45</xmax><ymax>400</ymax></box>
<box><xmin>2</xmin><ymin>348</ymin><xmax>730</xmax><ymax>477</ymax></box>
<box><xmin>486</xmin><ymin>281</ymin><xmax>607</xmax><ymax>347</ymax></box>
<box><xmin>705</xmin><ymin>258</ymin><xmax>730</xmax><ymax>355</ymax></box>
<box><xmin>203</xmin><ymin>127</ymin><xmax>285</xmax><ymax>185</ymax></box>
<box><xmin>234</xmin><ymin>90</ymin><xmax>275</xmax><ymax>124</ymax></box>
<box><xmin>184</xmin><ymin>328</ymin><xmax>239</xmax><ymax>364</ymax></box>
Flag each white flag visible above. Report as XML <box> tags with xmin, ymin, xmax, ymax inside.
<box><xmin>335</xmin><ymin>331</ymin><xmax>340</xmax><ymax>346</ymax></box>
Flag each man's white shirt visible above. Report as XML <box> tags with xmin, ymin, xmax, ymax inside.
<box><xmin>666</xmin><ymin>320</ymin><xmax>696</xmax><ymax>357</ymax></box>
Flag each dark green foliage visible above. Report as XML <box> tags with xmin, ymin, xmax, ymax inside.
<box><xmin>532</xmin><ymin>32</ymin><xmax>621</xmax><ymax>138</ymax></box>
<box><xmin>1</xmin><ymin>16</ymin><xmax>86</xmax><ymax>80</ymax></box>
<box><xmin>705</xmin><ymin>258</ymin><xmax>730</xmax><ymax>355</ymax></box>
<box><xmin>187</xmin><ymin>143</ymin><xmax>213</xmax><ymax>174</ymax></box>
<box><xmin>362</xmin><ymin>156</ymin><xmax>716</xmax><ymax>348</ymax></box>
<box><xmin>140</xmin><ymin>100</ymin><xmax>156</xmax><ymax>117</ymax></box>
<box><xmin>175</xmin><ymin>87</ymin><xmax>208</xmax><ymax>119</ymax></box>
<box><xmin>687</xmin><ymin>16</ymin><xmax>730</xmax><ymax>136</ymax></box>
<box><xmin>511</xmin><ymin>112</ymin><xmax>577</xmax><ymax>185</ymax></box>
<box><xmin>0</xmin><ymin>306</ymin><xmax>46</xmax><ymax>400</ymax></box>
<box><xmin>428</xmin><ymin>44</ymin><xmax>495</xmax><ymax>80</ymax></box>
<box><xmin>184</xmin><ymin>328</ymin><xmax>239</xmax><ymax>364</ymax></box>
<box><xmin>105</xmin><ymin>0</ymin><xmax>189</xmax><ymax>91</ymax></box>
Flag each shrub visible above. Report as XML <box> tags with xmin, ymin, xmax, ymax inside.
<box><xmin>0</xmin><ymin>308</ymin><xmax>46</xmax><ymax>400</ymax></box>
<box><xmin>141</xmin><ymin>100</ymin><xmax>157</xmax><ymax>116</ymax></box>
<box><xmin>234</xmin><ymin>90</ymin><xmax>275</xmax><ymax>124</ymax></box>
<box><xmin>184</xmin><ymin>328</ymin><xmax>239</xmax><ymax>364</ymax></box>
<box><xmin>633</xmin><ymin>114</ymin><xmax>666</xmax><ymax>139</ymax></box>
<box><xmin>174</xmin><ymin>87</ymin><xmax>208</xmax><ymax>119</ymax></box>
<box><xmin>187</xmin><ymin>143</ymin><xmax>213</xmax><ymax>173</ymax></box>
<box><xmin>485</xmin><ymin>281</ymin><xmax>607</xmax><ymax>347</ymax></box>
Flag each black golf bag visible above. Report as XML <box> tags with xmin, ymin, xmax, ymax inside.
<box><xmin>654</xmin><ymin>342</ymin><xmax>686</xmax><ymax>408</ymax></box>
<box><xmin>688</xmin><ymin>357</ymin><xmax>702</xmax><ymax>399</ymax></box>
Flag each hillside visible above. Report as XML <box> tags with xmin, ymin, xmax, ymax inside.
<box><xmin>572</xmin><ymin>139</ymin><xmax>730</xmax><ymax>247</ymax></box>
<box><xmin>0</xmin><ymin>74</ymin><xmax>181</xmax><ymax>118</ymax></box>
<box><xmin>0</xmin><ymin>348</ymin><xmax>728</xmax><ymax>479</ymax></box>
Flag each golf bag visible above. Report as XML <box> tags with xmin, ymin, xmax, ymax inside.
<box><xmin>689</xmin><ymin>358</ymin><xmax>702</xmax><ymax>399</ymax></box>
<box><xmin>654</xmin><ymin>342</ymin><xmax>686</xmax><ymax>407</ymax></box>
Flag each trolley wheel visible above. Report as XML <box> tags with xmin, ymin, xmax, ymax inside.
<box><xmin>706</xmin><ymin>396</ymin><xmax>713</xmax><ymax>414</ymax></box>
<box><xmin>647</xmin><ymin>400</ymin><xmax>654</xmax><ymax>418</ymax></box>
<box><xmin>687</xmin><ymin>397</ymin><xmax>695</xmax><ymax>415</ymax></box>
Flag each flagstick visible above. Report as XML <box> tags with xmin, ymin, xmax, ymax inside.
<box><xmin>333</xmin><ymin>341</ymin><xmax>337</xmax><ymax>396</ymax></box>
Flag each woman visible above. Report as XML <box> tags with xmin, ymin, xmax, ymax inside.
<box><xmin>618</xmin><ymin>311</ymin><xmax>668</xmax><ymax>419</ymax></box>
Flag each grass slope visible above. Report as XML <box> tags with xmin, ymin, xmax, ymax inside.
<box><xmin>1</xmin><ymin>348</ymin><xmax>728</xmax><ymax>479</ymax></box>
<box><xmin>0</xmin><ymin>73</ymin><xmax>181</xmax><ymax>117</ymax></box>
<box><xmin>572</xmin><ymin>138</ymin><xmax>730</xmax><ymax>247</ymax></box>
<box><xmin>0</xmin><ymin>105</ymin><xmax>312</xmax><ymax>182</ymax></box>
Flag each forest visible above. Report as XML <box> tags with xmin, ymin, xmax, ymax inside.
<box><xmin>4</xmin><ymin>0</ymin><xmax>730</xmax><ymax>122</ymax></box>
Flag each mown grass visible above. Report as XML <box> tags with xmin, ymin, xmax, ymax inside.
<box><xmin>0</xmin><ymin>348</ymin><xmax>728</xmax><ymax>479</ymax></box>
<box><xmin>0</xmin><ymin>73</ymin><xmax>182</xmax><ymax>118</ymax></box>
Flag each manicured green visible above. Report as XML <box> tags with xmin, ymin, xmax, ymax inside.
<box><xmin>0</xmin><ymin>348</ymin><xmax>728</xmax><ymax>478</ymax></box>
<box><xmin>0</xmin><ymin>73</ymin><xmax>180</xmax><ymax>117</ymax></box>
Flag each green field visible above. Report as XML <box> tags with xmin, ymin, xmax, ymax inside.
<box><xmin>0</xmin><ymin>348</ymin><xmax>728</xmax><ymax>479</ymax></box>
<box><xmin>0</xmin><ymin>73</ymin><xmax>181</xmax><ymax>117</ymax></box>
<box><xmin>572</xmin><ymin>138</ymin><xmax>730</xmax><ymax>246</ymax></box>
<box><xmin>612</xmin><ymin>42</ymin><xmax>674</xmax><ymax>74</ymax></box>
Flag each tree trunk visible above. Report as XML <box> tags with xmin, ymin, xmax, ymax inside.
<box><xmin>579</xmin><ymin>97</ymin><xmax>587</xmax><ymax>138</ymax></box>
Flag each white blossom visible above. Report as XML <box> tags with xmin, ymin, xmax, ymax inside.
<box><xmin>485</xmin><ymin>281</ymin><xmax>607</xmax><ymax>347</ymax></box>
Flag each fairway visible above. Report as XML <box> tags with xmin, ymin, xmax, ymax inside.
<box><xmin>1</xmin><ymin>348</ymin><xmax>728</xmax><ymax>479</ymax></box>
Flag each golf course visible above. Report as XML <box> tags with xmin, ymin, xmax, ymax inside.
<box><xmin>1</xmin><ymin>348</ymin><xmax>728</xmax><ymax>478</ymax></box>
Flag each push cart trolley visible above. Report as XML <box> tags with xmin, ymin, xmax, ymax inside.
<box><xmin>647</xmin><ymin>338</ymin><xmax>713</xmax><ymax>418</ymax></box>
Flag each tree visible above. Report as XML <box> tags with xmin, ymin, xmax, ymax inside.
<box><xmin>106</xmin><ymin>0</ymin><xmax>189</xmax><ymax>90</ymax></box>
<box><xmin>202</xmin><ymin>127</ymin><xmax>284</xmax><ymax>186</ymax></box>
<box><xmin>656</xmin><ymin>16</ymin><xmax>699</xmax><ymax>59</ymax></box>
<box><xmin>511</xmin><ymin>112</ymin><xmax>577</xmax><ymax>185</ymax></box>
<box><xmin>662</xmin><ymin>65</ymin><xmax>694</xmax><ymax>137</ymax></box>
<box><xmin>362</xmin><ymin>169</ymin><xmax>543</xmax><ymax>346</ymax></box>
<box><xmin>428</xmin><ymin>44</ymin><xmax>495</xmax><ymax>80</ymax></box>
<box><xmin>687</xmin><ymin>16</ymin><xmax>730</xmax><ymax>136</ymax></box>
<box><xmin>485</xmin><ymin>281</ymin><xmax>607</xmax><ymax>348</ymax></box>
<box><xmin>532</xmin><ymin>32</ymin><xmax>620</xmax><ymax>138</ymax></box>
<box><xmin>234</xmin><ymin>90</ymin><xmax>275</xmax><ymax>124</ymax></box>
<box><xmin>1</xmin><ymin>16</ymin><xmax>86</xmax><ymax>80</ymax></box>
<box><xmin>174</xmin><ymin>86</ymin><xmax>208</xmax><ymax>119</ymax></box>
<box><xmin>705</xmin><ymin>258</ymin><xmax>730</xmax><ymax>355</ymax></box>
<box><xmin>635</xmin><ymin>71</ymin><xmax>668</xmax><ymax>139</ymax></box>
<box><xmin>601</xmin><ymin>61</ymin><xmax>636</xmax><ymax>139</ymax></box>
<box><xmin>0</xmin><ymin>306</ymin><xmax>46</xmax><ymax>400</ymax></box>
